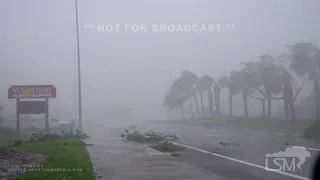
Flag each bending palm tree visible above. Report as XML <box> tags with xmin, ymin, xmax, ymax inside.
<box><xmin>214</xmin><ymin>76</ymin><xmax>228</xmax><ymax>114</ymax></box>
<box><xmin>196</xmin><ymin>75</ymin><xmax>214</xmax><ymax>116</ymax></box>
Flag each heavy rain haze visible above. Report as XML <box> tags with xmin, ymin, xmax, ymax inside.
<box><xmin>2</xmin><ymin>1</ymin><xmax>320</xmax><ymax>180</ymax></box>
<box><xmin>1</xmin><ymin>0</ymin><xmax>320</xmax><ymax>123</ymax></box>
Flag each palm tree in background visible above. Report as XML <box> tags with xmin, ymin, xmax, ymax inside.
<box><xmin>214</xmin><ymin>76</ymin><xmax>228</xmax><ymax>114</ymax></box>
<box><xmin>287</xmin><ymin>43</ymin><xmax>320</xmax><ymax>120</ymax></box>
<box><xmin>277</xmin><ymin>49</ymin><xmax>307</xmax><ymax>121</ymax></box>
<box><xmin>258</xmin><ymin>55</ymin><xmax>284</xmax><ymax>118</ymax></box>
<box><xmin>163</xmin><ymin>42</ymin><xmax>319</xmax><ymax>121</ymax></box>
<box><xmin>228</xmin><ymin>71</ymin><xmax>243</xmax><ymax>116</ymax></box>
<box><xmin>240</xmin><ymin>61</ymin><xmax>266</xmax><ymax>116</ymax></box>
<box><xmin>163</xmin><ymin>91</ymin><xmax>189</xmax><ymax>119</ymax></box>
<box><xmin>192</xmin><ymin>88</ymin><xmax>200</xmax><ymax>117</ymax></box>
<box><xmin>164</xmin><ymin>70</ymin><xmax>199</xmax><ymax>119</ymax></box>
<box><xmin>196</xmin><ymin>75</ymin><xmax>214</xmax><ymax>116</ymax></box>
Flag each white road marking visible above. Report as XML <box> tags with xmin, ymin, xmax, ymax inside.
<box><xmin>232</xmin><ymin>128</ymin><xmax>302</xmax><ymax>137</ymax></box>
<box><xmin>204</xmin><ymin>134</ymin><xmax>220</xmax><ymax>137</ymax></box>
<box><xmin>170</xmin><ymin>141</ymin><xmax>311</xmax><ymax>180</ymax></box>
<box><xmin>292</xmin><ymin>145</ymin><xmax>320</xmax><ymax>152</ymax></box>
<box><xmin>216</xmin><ymin>127</ymin><xmax>303</xmax><ymax>137</ymax></box>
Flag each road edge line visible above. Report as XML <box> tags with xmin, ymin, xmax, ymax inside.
<box><xmin>169</xmin><ymin>141</ymin><xmax>311</xmax><ymax>180</ymax></box>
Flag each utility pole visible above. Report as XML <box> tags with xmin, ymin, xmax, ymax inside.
<box><xmin>73</xmin><ymin>50</ymin><xmax>78</xmax><ymax>121</ymax></box>
<box><xmin>75</xmin><ymin>0</ymin><xmax>83</xmax><ymax>130</ymax></box>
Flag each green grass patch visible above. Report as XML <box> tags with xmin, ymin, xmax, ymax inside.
<box><xmin>9</xmin><ymin>139</ymin><xmax>94</xmax><ymax>180</ymax></box>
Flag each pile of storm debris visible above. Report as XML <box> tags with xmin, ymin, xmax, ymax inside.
<box><xmin>0</xmin><ymin>148</ymin><xmax>46</xmax><ymax>180</ymax></box>
<box><xmin>121</xmin><ymin>128</ymin><xmax>185</xmax><ymax>153</ymax></box>
<box><xmin>121</xmin><ymin>129</ymin><xmax>178</xmax><ymax>143</ymax></box>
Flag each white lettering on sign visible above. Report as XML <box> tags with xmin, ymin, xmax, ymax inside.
<box><xmin>12</xmin><ymin>87</ymin><xmax>52</xmax><ymax>94</ymax></box>
<box><xmin>8</xmin><ymin>85</ymin><xmax>56</xmax><ymax>99</ymax></box>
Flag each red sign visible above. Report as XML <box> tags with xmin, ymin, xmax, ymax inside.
<box><xmin>8</xmin><ymin>85</ymin><xmax>56</xmax><ymax>99</ymax></box>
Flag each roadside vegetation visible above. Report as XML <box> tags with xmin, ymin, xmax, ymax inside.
<box><xmin>162</xmin><ymin>42</ymin><xmax>320</xmax><ymax>139</ymax></box>
<box><xmin>0</xmin><ymin>121</ymin><xmax>93</xmax><ymax>180</ymax></box>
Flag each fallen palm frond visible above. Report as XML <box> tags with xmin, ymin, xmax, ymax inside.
<box><xmin>120</xmin><ymin>129</ymin><xmax>178</xmax><ymax>143</ymax></box>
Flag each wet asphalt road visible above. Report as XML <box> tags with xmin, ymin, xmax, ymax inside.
<box><xmin>84</xmin><ymin>120</ymin><xmax>319</xmax><ymax>180</ymax></box>
<box><xmin>137</xmin><ymin>122</ymin><xmax>320</xmax><ymax>180</ymax></box>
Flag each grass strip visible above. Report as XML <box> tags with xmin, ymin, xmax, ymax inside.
<box><xmin>8</xmin><ymin>139</ymin><xmax>94</xmax><ymax>180</ymax></box>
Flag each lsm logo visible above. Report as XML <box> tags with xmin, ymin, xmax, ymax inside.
<box><xmin>265</xmin><ymin>146</ymin><xmax>311</xmax><ymax>172</ymax></box>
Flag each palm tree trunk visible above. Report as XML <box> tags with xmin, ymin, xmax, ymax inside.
<box><xmin>283</xmin><ymin>69</ymin><xmax>296</xmax><ymax>121</ymax></box>
<box><xmin>284</xmin><ymin>99</ymin><xmax>289</xmax><ymax>121</ymax></box>
<box><xmin>189</xmin><ymin>98</ymin><xmax>194</xmax><ymax>120</ymax></box>
<box><xmin>208</xmin><ymin>89</ymin><xmax>214</xmax><ymax>116</ymax></box>
<box><xmin>193</xmin><ymin>93</ymin><xmax>200</xmax><ymax>116</ymax></box>
<box><xmin>229</xmin><ymin>92</ymin><xmax>233</xmax><ymax>116</ymax></box>
<box><xmin>242</xmin><ymin>88</ymin><xmax>248</xmax><ymax>118</ymax></box>
<box><xmin>267</xmin><ymin>95</ymin><xmax>272</xmax><ymax>118</ymax></box>
<box><xmin>199</xmin><ymin>92</ymin><xmax>204</xmax><ymax>114</ymax></box>
<box><xmin>244</xmin><ymin>96</ymin><xmax>248</xmax><ymax>118</ymax></box>
<box><xmin>214</xmin><ymin>84</ymin><xmax>220</xmax><ymax>113</ymax></box>
<box><xmin>180</xmin><ymin>104</ymin><xmax>185</xmax><ymax>120</ymax></box>
<box><xmin>261</xmin><ymin>98</ymin><xmax>266</xmax><ymax>117</ymax></box>
<box><xmin>289</xmin><ymin>102</ymin><xmax>296</xmax><ymax>121</ymax></box>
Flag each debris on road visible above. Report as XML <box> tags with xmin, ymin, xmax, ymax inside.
<box><xmin>170</xmin><ymin>153</ymin><xmax>181</xmax><ymax>157</ymax></box>
<box><xmin>121</xmin><ymin>129</ymin><xmax>178</xmax><ymax>143</ymax></box>
<box><xmin>219</xmin><ymin>142</ymin><xmax>230</xmax><ymax>146</ymax></box>
<box><xmin>150</xmin><ymin>141</ymin><xmax>184</xmax><ymax>153</ymax></box>
<box><xmin>219</xmin><ymin>142</ymin><xmax>240</xmax><ymax>146</ymax></box>
<box><xmin>284</xmin><ymin>142</ymin><xmax>294</xmax><ymax>146</ymax></box>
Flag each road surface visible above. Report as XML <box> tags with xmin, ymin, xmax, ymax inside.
<box><xmin>84</xmin><ymin>120</ymin><xmax>319</xmax><ymax>180</ymax></box>
<box><xmin>137</xmin><ymin>121</ymin><xmax>319</xmax><ymax>180</ymax></box>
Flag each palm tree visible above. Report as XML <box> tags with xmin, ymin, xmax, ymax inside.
<box><xmin>277</xmin><ymin>53</ymin><xmax>307</xmax><ymax>121</ymax></box>
<box><xmin>241</xmin><ymin>61</ymin><xmax>266</xmax><ymax>116</ymax></box>
<box><xmin>165</xmin><ymin>70</ymin><xmax>199</xmax><ymax>119</ymax></box>
<box><xmin>196</xmin><ymin>75</ymin><xmax>214</xmax><ymax>116</ymax></box>
<box><xmin>214</xmin><ymin>76</ymin><xmax>228</xmax><ymax>114</ymax></box>
<box><xmin>228</xmin><ymin>71</ymin><xmax>243</xmax><ymax>116</ymax></box>
<box><xmin>163</xmin><ymin>91</ymin><xmax>188</xmax><ymax>119</ymax></box>
<box><xmin>259</xmin><ymin>55</ymin><xmax>284</xmax><ymax>118</ymax></box>
<box><xmin>286</xmin><ymin>43</ymin><xmax>320</xmax><ymax>120</ymax></box>
<box><xmin>188</xmin><ymin>91</ymin><xmax>194</xmax><ymax>119</ymax></box>
<box><xmin>192</xmin><ymin>88</ymin><xmax>200</xmax><ymax>117</ymax></box>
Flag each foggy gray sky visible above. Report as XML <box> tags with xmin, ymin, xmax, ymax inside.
<box><xmin>1</xmin><ymin>0</ymin><xmax>320</xmax><ymax>120</ymax></box>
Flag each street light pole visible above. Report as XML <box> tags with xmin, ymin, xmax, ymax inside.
<box><xmin>75</xmin><ymin>0</ymin><xmax>83</xmax><ymax>130</ymax></box>
<box><xmin>73</xmin><ymin>50</ymin><xmax>78</xmax><ymax>120</ymax></box>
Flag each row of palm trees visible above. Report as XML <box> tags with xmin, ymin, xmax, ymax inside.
<box><xmin>163</xmin><ymin>42</ymin><xmax>320</xmax><ymax>121</ymax></box>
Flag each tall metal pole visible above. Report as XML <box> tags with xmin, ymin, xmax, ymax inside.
<box><xmin>75</xmin><ymin>0</ymin><xmax>83</xmax><ymax>130</ymax></box>
<box><xmin>73</xmin><ymin>50</ymin><xmax>78</xmax><ymax>120</ymax></box>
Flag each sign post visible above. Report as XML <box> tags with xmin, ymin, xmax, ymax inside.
<box><xmin>45</xmin><ymin>98</ymin><xmax>49</xmax><ymax>134</ymax></box>
<box><xmin>16</xmin><ymin>98</ymin><xmax>20</xmax><ymax>136</ymax></box>
<box><xmin>8</xmin><ymin>85</ymin><xmax>56</xmax><ymax>136</ymax></box>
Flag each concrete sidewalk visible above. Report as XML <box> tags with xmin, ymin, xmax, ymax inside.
<box><xmin>83</xmin><ymin>131</ymin><xmax>224</xmax><ymax>180</ymax></box>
